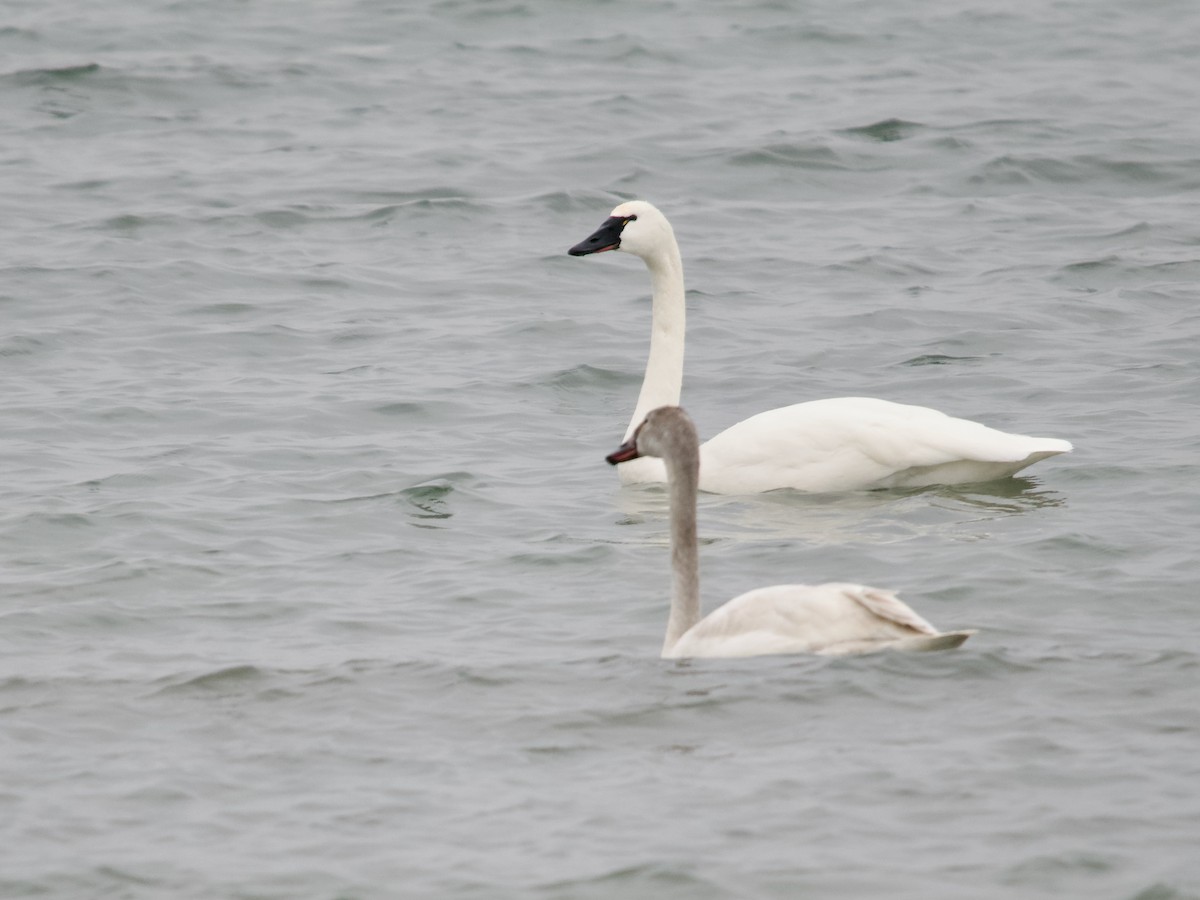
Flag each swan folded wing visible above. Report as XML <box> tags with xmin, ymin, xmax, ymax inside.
<box><xmin>844</xmin><ymin>584</ymin><xmax>938</xmax><ymax>635</ymax></box>
<box><xmin>668</xmin><ymin>582</ymin><xmax>936</xmax><ymax>659</ymax></box>
<box><xmin>855</xmin><ymin>402</ymin><xmax>1072</xmax><ymax>466</ymax></box>
<box><xmin>698</xmin><ymin>403</ymin><xmax>905</xmax><ymax>493</ymax></box>
<box><xmin>698</xmin><ymin>398</ymin><xmax>1071</xmax><ymax>493</ymax></box>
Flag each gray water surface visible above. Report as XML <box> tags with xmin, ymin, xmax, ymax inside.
<box><xmin>2</xmin><ymin>1</ymin><xmax>1199</xmax><ymax>898</ymax></box>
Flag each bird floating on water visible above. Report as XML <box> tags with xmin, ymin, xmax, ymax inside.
<box><xmin>571</xmin><ymin>200</ymin><xmax>1072</xmax><ymax>493</ymax></box>
<box><xmin>607</xmin><ymin>406</ymin><xmax>977</xmax><ymax>659</ymax></box>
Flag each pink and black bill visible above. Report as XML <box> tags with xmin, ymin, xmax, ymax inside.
<box><xmin>606</xmin><ymin>437</ymin><xmax>641</xmax><ymax>466</ymax></box>
<box><xmin>568</xmin><ymin>214</ymin><xmax>636</xmax><ymax>256</ymax></box>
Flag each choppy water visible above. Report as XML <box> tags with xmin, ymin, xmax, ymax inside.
<box><xmin>3</xmin><ymin>1</ymin><xmax>1199</xmax><ymax>897</ymax></box>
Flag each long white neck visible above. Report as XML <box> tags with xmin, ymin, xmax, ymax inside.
<box><xmin>623</xmin><ymin>243</ymin><xmax>685</xmax><ymax>442</ymax></box>
<box><xmin>662</xmin><ymin>450</ymin><xmax>701</xmax><ymax>654</ymax></box>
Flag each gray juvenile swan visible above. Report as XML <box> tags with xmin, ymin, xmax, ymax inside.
<box><xmin>572</xmin><ymin>200</ymin><xmax>1072</xmax><ymax>494</ymax></box>
<box><xmin>607</xmin><ymin>406</ymin><xmax>976</xmax><ymax>659</ymax></box>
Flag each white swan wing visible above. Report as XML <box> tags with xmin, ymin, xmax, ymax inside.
<box><xmin>696</xmin><ymin>397</ymin><xmax>1072</xmax><ymax>493</ymax></box>
<box><xmin>666</xmin><ymin>582</ymin><xmax>949</xmax><ymax>658</ymax></box>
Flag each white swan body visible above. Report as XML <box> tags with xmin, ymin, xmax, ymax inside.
<box><xmin>667</xmin><ymin>582</ymin><xmax>973</xmax><ymax>659</ymax></box>
<box><xmin>631</xmin><ymin>396</ymin><xmax>1070</xmax><ymax>494</ymax></box>
<box><xmin>570</xmin><ymin>200</ymin><xmax>1071</xmax><ymax>493</ymax></box>
<box><xmin>606</xmin><ymin>406</ymin><xmax>976</xmax><ymax>659</ymax></box>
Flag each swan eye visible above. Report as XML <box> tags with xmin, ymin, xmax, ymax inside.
<box><xmin>624</xmin><ymin>215</ymin><xmax>638</xmax><ymax>223</ymax></box>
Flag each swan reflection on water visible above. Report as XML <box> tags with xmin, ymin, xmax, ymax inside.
<box><xmin>612</xmin><ymin>471</ymin><xmax>1066</xmax><ymax>547</ymax></box>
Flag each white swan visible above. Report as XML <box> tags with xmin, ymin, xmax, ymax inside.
<box><xmin>607</xmin><ymin>406</ymin><xmax>976</xmax><ymax>658</ymax></box>
<box><xmin>570</xmin><ymin>200</ymin><xmax>1072</xmax><ymax>493</ymax></box>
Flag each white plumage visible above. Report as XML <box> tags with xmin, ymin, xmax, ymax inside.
<box><xmin>667</xmin><ymin>583</ymin><xmax>971</xmax><ymax>658</ymax></box>
<box><xmin>571</xmin><ymin>200</ymin><xmax>1071</xmax><ymax>493</ymax></box>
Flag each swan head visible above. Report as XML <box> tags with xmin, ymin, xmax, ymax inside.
<box><xmin>568</xmin><ymin>200</ymin><xmax>675</xmax><ymax>262</ymax></box>
<box><xmin>606</xmin><ymin>405</ymin><xmax>699</xmax><ymax>469</ymax></box>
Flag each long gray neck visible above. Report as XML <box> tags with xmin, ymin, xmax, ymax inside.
<box><xmin>663</xmin><ymin>449</ymin><xmax>701</xmax><ymax>654</ymax></box>
<box><xmin>624</xmin><ymin>244</ymin><xmax>686</xmax><ymax>442</ymax></box>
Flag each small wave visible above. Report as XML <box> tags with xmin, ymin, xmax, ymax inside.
<box><xmin>393</xmin><ymin>472</ymin><xmax>482</xmax><ymax>526</ymax></box>
<box><xmin>726</xmin><ymin>141</ymin><xmax>849</xmax><ymax>171</ymax></box>
<box><xmin>343</xmin><ymin>185</ymin><xmax>476</xmax><ymax>206</ymax></box>
<box><xmin>521</xmin><ymin>188</ymin><xmax>629</xmax><ymax>215</ymax></box>
<box><xmin>0</xmin><ymin>335</ymin><xmax>50</xmax><ymax>358</ymax></box>
<box><xmin>1005</xmin><ymin>851</ymin><xmax>1117</xmax><ymax>884</ymax></box>
<box><xmin>155</xmin><ymin>663</ymin><xmax>268</xmax><ymax>695</ymax></box>
<box><xmin>185</xmin><ymin>301</ymin><xmax>258</xmax><ymax>317</ymax></box>
<box><xmin>254</xmin><ymin>208</ymin><xmax>310</xmax><ymax>229</ymax></box>
<box><xmin>508</xmin><ymin>537</ymin><xmax>615</xmax><ymax>569</ymax></box>
<box><xmin>401</xmin><ymin>479</ymin><xmax>457</xmax><ymax>521</ymax></box>
<box><xmin>541</xmin><ymin>363</ymin><xmax>635</xmax><ymax>390</ymax></box>
<box><xmin>539</xmin><ymin>862</ymin><xmax>719</xmax><ymax>896</ymax></box>
<box><xmin>2</xmin><ymin>62</ymin><xmax>101</xmax><ymax>86</ymax></box>
<box><xmin>1126</xmin><ymin>882</ymin><xmax>1196</xmax><ymax>900</ymax></box>
<box><xmin>968</xmin><ymin>153</ymin><xmax>1197</xmax><ymax>194</ymax></box>
<box><xmin>824</xmin><ymin>252</ymin><xmax>940</xmax><ymax>279</ymax></box>
<box><xmin>0</xmin><ymin>25</ymin><xmax>39</xmax><ymax>39</ymax></box>
<box><xmin>12</xmin><ymin>511</ymin><xmax>95</xmax><ymax>530</ymax></box>
<box><xmin>371</xmin><ymin>400</ymin><xmax>437</xmax><ymax>418</ymax></box>
<box><xmin>330</xmin><ymin>326</ymin><xmax>384</xmax><ymax>345</ymax></box>
<box><xmin>839</xmin><ymin>117</ymin><xmax>926</xmax><ymax>143</ymax></box>
<box><xmin>1053</xmin><ymin>255</ymin><xmax>1200</xmax><ymax>290</ymax></box>
<box><xmin>735</xmin><ymin>23</ymin><xmax>865</xmax><ymax>45</ymax></box>
<box><xmin>552</xmin><ymin>33</ymin><xmax>667</xmax><ymax>63</ymax></box>
<box><xmin>900</xmin><ymin>353</ymin><xmax>985</xmax><ymax>367</ymax></box>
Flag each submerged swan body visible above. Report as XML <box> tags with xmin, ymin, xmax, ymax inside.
<box><xmin>570</xmin><ymin>200</ymin><xmax>1072</xmax><ymax>493</ymax></box>
<box><xmin>607</xmin><ymin>406</ymin><xmax>976</xmax><ymax>659</ymax></box>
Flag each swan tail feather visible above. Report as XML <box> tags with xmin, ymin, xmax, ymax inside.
<box><xmin>894</xmin><ymin>629</ymin><xmax>977</xmax><ymax>652</ymax></box>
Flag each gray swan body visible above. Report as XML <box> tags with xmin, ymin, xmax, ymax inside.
<box><xmin>607</xmin><ymin>406</ymin><xmax>976</xmax><ymax>659</ymax></box>
<box><xmin>572</xmin><ymin>200</ymin><xmax>1072</xmax><ymax>494</ymax></box>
